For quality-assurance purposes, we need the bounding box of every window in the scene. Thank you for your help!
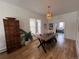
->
[37,20,41,34]
[59,22,64,28]
[30,18,41,35]
[30,18,36,34]
[57,22,64,30]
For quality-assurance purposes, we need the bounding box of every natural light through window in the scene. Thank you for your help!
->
[59,22,64,28]
[30,18,36,34]
[30,18,41,35]
[37,20,41,34]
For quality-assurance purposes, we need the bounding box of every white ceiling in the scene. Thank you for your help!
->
[0,0,79,16]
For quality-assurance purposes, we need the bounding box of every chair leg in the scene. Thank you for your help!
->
[54,38,57,43]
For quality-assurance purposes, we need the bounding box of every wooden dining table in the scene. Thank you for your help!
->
[36,33,57,53]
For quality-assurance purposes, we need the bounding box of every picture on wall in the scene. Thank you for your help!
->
[49,23,53,30]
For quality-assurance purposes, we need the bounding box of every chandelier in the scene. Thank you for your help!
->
[46,6,53,20]
[46,0,53,20]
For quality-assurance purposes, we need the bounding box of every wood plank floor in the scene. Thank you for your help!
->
[0,34,78,59]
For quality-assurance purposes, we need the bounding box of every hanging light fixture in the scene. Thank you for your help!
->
[46,5,53,20]
[46,0,53,20]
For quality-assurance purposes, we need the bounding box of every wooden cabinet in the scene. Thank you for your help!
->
[3,17,21,53]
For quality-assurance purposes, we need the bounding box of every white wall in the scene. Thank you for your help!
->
[0,19,6,52]
[63,12,77,40]
[48,11,78,40]
[76,11,79,58]
[0,1,45,53]
[77,11,79,41]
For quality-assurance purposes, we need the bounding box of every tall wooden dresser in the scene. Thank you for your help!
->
[3,17,21,53]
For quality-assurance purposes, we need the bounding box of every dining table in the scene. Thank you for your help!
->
[36,33,57,53]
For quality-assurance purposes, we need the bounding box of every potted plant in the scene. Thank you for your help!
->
[20,29,33,46]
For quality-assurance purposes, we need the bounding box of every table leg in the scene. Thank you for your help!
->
[38,41,47,53]
[41,44,47,53]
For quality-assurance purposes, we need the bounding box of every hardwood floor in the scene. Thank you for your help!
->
[0,34,78,59]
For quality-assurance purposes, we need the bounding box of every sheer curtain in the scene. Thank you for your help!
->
[30,18,36,34]
[30,18,41,35]
[36,20,41,34]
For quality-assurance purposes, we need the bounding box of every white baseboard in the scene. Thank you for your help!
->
[0,49,6,53]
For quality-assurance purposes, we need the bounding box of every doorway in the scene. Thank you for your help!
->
[56,22,64,33]
[56,22,64,45]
